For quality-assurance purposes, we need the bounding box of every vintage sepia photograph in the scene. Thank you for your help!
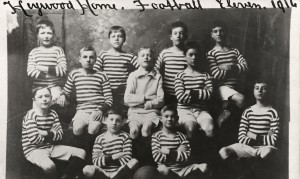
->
[5,5,294,179]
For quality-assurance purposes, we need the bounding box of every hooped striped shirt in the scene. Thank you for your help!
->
[27,46,67,87]
[152,131,191,168]
[63,69,113,111]
[156,48,187,96]
[93,51,139,91]
[22,109,63,157]
[175,71,213,109]
[206,48,248,89]
[238,106,280,147]
[92,132,132,173]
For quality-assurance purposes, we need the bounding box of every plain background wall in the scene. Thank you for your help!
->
[7,9,290,178]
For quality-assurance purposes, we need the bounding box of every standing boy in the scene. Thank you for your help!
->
[22,87,86,179]
[57,46,113,155]
[156,22,188,105]
[124,47,164,139]
[175,42,214,139]
[27,19,67,104]
[82,109,139,179]
[152,106,208,179]
[206,21,248,127]
[93,26,139,116]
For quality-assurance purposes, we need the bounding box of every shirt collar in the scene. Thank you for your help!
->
[136,68,157,79]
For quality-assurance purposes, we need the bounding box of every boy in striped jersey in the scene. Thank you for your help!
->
[207,21,248,127]
[175,42,214,139]
[152,106,208,179]
[124,47,164,139]
[83,109,139,179]
[57,46,113,156]
[93,26,139,117]
[27,19,67,104]
[22,87,86,179]
[218,79,279,177]
[155,22,188,106]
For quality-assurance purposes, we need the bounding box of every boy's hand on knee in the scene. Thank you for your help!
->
[92,110,103,121]
[177,144,187,152]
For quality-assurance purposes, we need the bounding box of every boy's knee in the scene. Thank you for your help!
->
[219,147,234,160]
[88,121,101,134]
[202,124,214,137]
[73,122,86,135]
[83,165,96,178]
[232,93,245,108]
[72,148,86,159]
[141,125,152,137]
[259,147,276,159]
[127,158,139,169]
[184,123,198,138]
[130,127,140,139]
[157,165,170,176]
[40,159,56,174]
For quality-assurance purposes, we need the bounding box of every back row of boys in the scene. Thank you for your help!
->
[23,19,279,179]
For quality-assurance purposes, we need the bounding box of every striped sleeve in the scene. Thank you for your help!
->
[235,49,248,74]
[199,74,213,100]
[23,112,44,145]
[49,111,63,141]
[130,54,139,70]
[27,49,43,79]
[119,133,133,165]
[175,72,191,104]
[207,50,227,80]
[238,108,254,145]
[176,132,191,162]
[101,73,113,109]
[55,47,67,77]
[151,132,167,163]
[63,71,75,97]
[93,53,103,72]
[92,135,106,167]
[155,51,164,74]
[262,109,279,146]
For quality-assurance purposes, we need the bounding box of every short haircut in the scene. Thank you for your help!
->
[32,86,51,98]
[170,21,188,37]
[254,77,271,87]
[183,41,200,55]
[107,108,123,119]
[36,19,55,35]
[211,20,228,33]
[161,105,178,116]
[138,46,153,56]
[79,45,97,57]
[108,26,126,40]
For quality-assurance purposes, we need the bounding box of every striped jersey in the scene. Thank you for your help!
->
[27,46,67,87]
[175,71,213,109]
[206,48,248,89]
[156,48,187,96]
[152,131,191,169]
[92,132,132,173]
[238,106,279,146]
[93,51,139,90]
[22,109,63,157]
[63,69,113,111]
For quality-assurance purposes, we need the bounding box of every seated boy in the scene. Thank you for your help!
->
[22,87,86,179]
[206,21,248,127]
[124,47,164,139]
[152,105,208,179]
[82,109,139,179]
[219,79,279,176]
[94,26,139,117]
[155,22,188,105]
[57,45,113,152]
[175,42,214,139]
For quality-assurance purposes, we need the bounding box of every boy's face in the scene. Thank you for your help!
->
[33,88,52,110]
[211,26,226,43]
[106,114,123,134]
[79,51,96,70]
[109,31,125,49]
[254,83,268,100]
[161,110,178,129]
[38,26,54,47]
[170,27,186,46]
[185,48,199,68]
[138,49,153,69]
